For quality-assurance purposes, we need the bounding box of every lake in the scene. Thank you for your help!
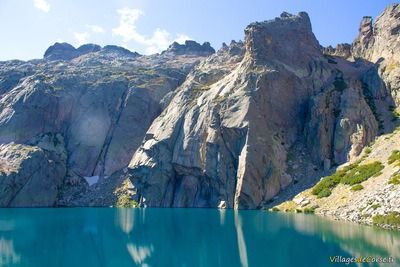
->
[0,208,399,267]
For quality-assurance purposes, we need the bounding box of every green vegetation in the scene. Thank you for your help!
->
[317,188,333,198]
[372,212,400,228]
[303,207,316,214]
[388,172,400,185]
[333,77,347,92]
[271,207,280,212]
[340,162,384,185]
[116,194,139,208]
[364,147,372,155]
[351,184,364,191]
[312,161,384,198]
[371,204,381,210]
[389,106,400,121]
[388,150,400,166]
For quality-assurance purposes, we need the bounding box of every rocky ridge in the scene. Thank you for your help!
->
[0,5,399,215]
[0,41,213,206]
[126,9,397,209]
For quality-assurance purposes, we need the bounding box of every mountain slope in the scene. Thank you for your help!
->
[126,10,397,209]
[0,5,399,214]
[0,42,213,207]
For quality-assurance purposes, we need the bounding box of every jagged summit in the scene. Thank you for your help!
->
[162,40,215,56]
[44,40,216,61]
[244,11,321,67]
[43,42,139,61]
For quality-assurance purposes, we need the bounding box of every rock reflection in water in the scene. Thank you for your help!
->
[0,208,398,267]
[290,213,400,260]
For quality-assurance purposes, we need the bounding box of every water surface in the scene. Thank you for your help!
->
[0,208,399,267]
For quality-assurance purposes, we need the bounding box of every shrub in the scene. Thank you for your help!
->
[372,212,400,227]
[333,78,347,92]
[303,207,315,214]
[312,175,339,196]
[364,147,372,155]
[388,172,400,185]
[311,161,383,198]
[271,207,280,212]
[371,204,381,210]
[388,150,400,166]
[392,109,400,121]
[340,162,384,185]
[116,194,139,208]
[351,184,364,191]
[317,188,332,198]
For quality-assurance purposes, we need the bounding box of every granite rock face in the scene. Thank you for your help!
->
[163,41,215,56]
[352,4,400,105]
[0,41,211,206]
[0,6,399,208]
[127,11,394,209]
[0,133,66,207]
[323,43,352,59]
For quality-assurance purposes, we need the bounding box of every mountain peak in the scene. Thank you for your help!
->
[244,11,321,66]
[163,40,215,56]
[352,3,400,62]
[43,43,140,61]
[43,42,78,60]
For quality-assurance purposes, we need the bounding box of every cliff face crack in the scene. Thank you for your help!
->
[91,83,131,177]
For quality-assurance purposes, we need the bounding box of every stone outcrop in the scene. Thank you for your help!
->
[0,42,212,206]
[44,43,138,61]
[127,11,394,209]
[0,5,399,210]
[323,43,352,59]
[163,40,215,56]
[0,133,66,207]
[352,4,400,105]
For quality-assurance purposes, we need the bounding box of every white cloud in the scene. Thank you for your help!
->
[33,0,50,13]
[73,32,89,46]
[112,8,191,54]
[72,25,104,47]
[174,34,191,45]
[86,25,105,34]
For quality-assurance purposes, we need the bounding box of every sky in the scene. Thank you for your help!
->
[0,0,397,60]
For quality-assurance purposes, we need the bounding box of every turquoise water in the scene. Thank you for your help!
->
[0,208,399,267]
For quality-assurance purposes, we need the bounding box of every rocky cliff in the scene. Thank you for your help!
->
[0,42,213,206]
[0,5,399,212]
[127,8,397,209]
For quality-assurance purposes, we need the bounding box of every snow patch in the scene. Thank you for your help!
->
[84,176,99,186]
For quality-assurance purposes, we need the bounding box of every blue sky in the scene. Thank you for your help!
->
[0,0,396,60]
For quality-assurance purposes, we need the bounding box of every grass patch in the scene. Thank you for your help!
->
[371,204,381,210]
[351,184,364,191]
[373,212,400,227]
[340,162,384,185]
[312,161,384,198]
[388,172,400,185]
[317,188,332,198]
[388,150,400,166]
